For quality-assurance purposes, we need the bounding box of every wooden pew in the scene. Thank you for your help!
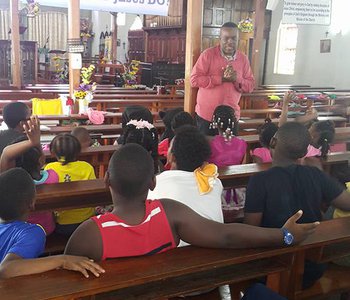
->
[40,89,157,95]
[40,122,165,137]
[0,93,55,100]
[34,152,350,262]
[44,145,118,178]
[36,152,350,212]
[90,98,183,112]
[0,244,294,300]
[3,218,350,300]
[239,116,347,132]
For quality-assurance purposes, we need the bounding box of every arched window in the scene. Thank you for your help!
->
[274,23,298,75]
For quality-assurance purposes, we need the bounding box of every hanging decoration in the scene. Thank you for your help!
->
[26,0,40,17]
[237,18,254,33]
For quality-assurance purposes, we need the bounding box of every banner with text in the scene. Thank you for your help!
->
[36,0,170,16]
[282,0,332,25]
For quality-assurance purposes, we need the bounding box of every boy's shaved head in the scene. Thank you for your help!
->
[275,122,311,160]
[108,144,154,198]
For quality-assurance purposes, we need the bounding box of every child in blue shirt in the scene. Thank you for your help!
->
[0,167,104,278]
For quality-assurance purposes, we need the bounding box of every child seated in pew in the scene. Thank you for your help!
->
[279,91,336,160]
[158,111,194,158]
[244,122,350,289]
[71,127,93,150]
[122,119,160,174]
[149,125,228,299]
[64,143,317,299]
[0,102,30,156]
[45,134,96,236]
[207,105,247,167]
[207,105,247,210]
[0,168,104,278]
[158,107,183,141]
[251,119,278,163]
[149,125,223,247]
[0,116,58,235]
[115,105,153,145]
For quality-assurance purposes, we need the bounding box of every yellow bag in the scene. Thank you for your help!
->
[32,98,63,115]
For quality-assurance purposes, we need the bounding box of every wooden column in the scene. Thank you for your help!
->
[111,14,118,63]
[184,0,203,115]
[10,0,21,88]
[68,0,81,96]
[251,0,267,87]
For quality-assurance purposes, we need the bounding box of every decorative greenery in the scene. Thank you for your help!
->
[122,60,140,88]
[238,18,254,33]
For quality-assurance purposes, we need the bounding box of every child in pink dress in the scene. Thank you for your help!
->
[207,105,247,167]
[207,105,247,211]
[0,116,58,235]
[251,119,278,163]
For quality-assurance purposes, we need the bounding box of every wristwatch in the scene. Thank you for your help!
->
[282,227,294,245]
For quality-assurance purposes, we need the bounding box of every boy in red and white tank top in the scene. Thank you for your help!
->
[65,144,318,262]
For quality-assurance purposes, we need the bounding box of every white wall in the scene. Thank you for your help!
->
[91,12,141,63]
[91,11,112,58]
[264,1,350,89]
[116,14,140,63]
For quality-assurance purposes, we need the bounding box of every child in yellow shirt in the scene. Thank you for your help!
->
[45,133,96,236]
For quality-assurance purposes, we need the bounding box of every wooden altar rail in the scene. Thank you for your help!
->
[2,217,350,300]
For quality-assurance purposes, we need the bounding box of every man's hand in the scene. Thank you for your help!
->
[222,65,237,82]
[282,210,319,245]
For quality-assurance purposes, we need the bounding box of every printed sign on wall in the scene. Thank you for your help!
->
[282,0,332,25]
[36,0,170,16]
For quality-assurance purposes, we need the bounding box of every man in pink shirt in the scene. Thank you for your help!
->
[191,22,255,135]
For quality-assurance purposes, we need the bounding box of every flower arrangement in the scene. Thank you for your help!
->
[238,18,254,33]
[26,0,40,17]
[122,60,140,88]
[73,65,96,114]
[80,19,95,42]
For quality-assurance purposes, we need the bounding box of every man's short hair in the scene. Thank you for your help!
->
[108,144,154,198]
[0,168,35,221]
[276,122,311,160]
[221,22,238,29]
[171,126,211,172]
[3,102,30,129]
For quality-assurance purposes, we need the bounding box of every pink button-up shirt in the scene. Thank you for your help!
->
[191,46,255,121]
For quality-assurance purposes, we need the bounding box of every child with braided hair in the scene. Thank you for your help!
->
[207,105,247,167]
[251,119,278,163]
[122,119,160,174]
[308,120,335,158]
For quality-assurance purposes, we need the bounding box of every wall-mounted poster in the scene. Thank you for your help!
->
[320,39,331,53]
[282,0,332,25]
